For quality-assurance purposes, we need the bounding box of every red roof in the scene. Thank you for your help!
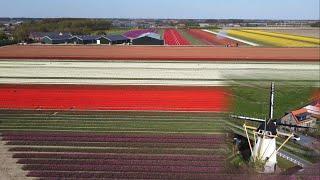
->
[292,108,308,116]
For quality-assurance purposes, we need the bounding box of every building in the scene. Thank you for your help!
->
[30,32,71,42]
[103,35,130,45]
[71,35,100,44]
[199,23,210,28]
[280,100,320,132]
[41,33,72,44]
[132,33,164,45]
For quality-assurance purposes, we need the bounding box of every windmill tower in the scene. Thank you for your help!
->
[231,82,311,173]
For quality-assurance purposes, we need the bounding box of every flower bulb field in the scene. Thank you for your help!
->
[164,29,191,45]
[0,85,230,112]
[0,31,319,179]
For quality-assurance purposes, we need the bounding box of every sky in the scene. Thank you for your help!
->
[0,0,319,20]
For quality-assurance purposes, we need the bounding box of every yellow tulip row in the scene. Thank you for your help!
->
[227,29,319,47]
[242,29,320,45]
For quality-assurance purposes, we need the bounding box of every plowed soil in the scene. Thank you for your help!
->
[0,45,318,61]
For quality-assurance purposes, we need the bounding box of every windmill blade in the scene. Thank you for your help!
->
[276,123,316,129]
[267,82,275,124]
[230,115,265,122]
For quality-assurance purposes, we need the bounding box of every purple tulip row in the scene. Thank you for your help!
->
[9,147,221,156]
[28,171,223,179]
[4,137,225,145]
[6,141,225,149]
[13,153,224,161]
[22,164,223,173]
[17,158,225,167]
[30,172,296,180]
[123,29,158,39]
[2,131,225,139]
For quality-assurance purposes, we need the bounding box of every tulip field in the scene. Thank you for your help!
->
[0,110,229,179]
[164,28,191,45]
[227,29,320,47]
[187,29,242,46]
[0,85,230,112]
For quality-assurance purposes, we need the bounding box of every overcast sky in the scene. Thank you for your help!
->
[1,0,319,20]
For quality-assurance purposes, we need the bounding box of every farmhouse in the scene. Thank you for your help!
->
[280,100,320,132]
[42,33,72,44]
[132,32,164,45]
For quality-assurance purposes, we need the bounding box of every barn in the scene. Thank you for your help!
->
[30,32,71,42]
[102,35,130,45]
[132,33,164,45]
[71,35,100,44]
[42,33,72,44]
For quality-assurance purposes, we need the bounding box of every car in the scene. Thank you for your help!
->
[291,134,301,141]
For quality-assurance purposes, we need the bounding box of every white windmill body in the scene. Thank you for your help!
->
[252,129,277,173]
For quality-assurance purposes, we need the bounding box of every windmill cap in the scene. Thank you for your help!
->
[257,122,277,135]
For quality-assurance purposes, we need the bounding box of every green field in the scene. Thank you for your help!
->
[0,111,226,134]
[178,29,206,45]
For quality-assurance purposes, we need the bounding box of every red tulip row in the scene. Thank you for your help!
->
[187,29,241,46]
[164,29,191,45]
[0,85,229,111]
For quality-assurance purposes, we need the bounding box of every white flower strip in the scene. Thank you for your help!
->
[202,29,260,46]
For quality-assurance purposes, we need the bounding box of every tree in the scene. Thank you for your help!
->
[13,27,29,42]
[0,31,7,40]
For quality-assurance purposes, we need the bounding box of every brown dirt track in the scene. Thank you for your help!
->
[0,45,319,61]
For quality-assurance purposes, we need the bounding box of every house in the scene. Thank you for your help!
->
[132,32,164,45]
[41,33,72,44]
[280,100,320,132]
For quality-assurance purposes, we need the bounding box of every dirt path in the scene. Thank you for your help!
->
[0,139,30,180]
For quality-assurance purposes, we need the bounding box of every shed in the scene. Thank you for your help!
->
[132,32,164,45]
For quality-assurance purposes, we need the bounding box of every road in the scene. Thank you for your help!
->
[0,60,318,86]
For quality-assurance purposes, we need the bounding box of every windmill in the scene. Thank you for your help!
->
[231,82,312,173]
